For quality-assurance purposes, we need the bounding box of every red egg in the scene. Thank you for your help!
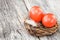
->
[42,13,57,28]
[29,6,44,22]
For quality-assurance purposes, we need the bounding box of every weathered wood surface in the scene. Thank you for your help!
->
[0,0,60,40]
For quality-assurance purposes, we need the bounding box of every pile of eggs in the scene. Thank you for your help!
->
[29,6,57,28]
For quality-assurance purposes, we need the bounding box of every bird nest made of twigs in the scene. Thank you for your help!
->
[24,19,58,37]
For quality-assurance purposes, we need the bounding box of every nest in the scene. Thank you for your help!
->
[24,20,58,37]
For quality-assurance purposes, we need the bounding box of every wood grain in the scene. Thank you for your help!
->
[0,0,60,40]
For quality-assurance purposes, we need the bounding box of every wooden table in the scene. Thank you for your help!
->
[0,0,60,40]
